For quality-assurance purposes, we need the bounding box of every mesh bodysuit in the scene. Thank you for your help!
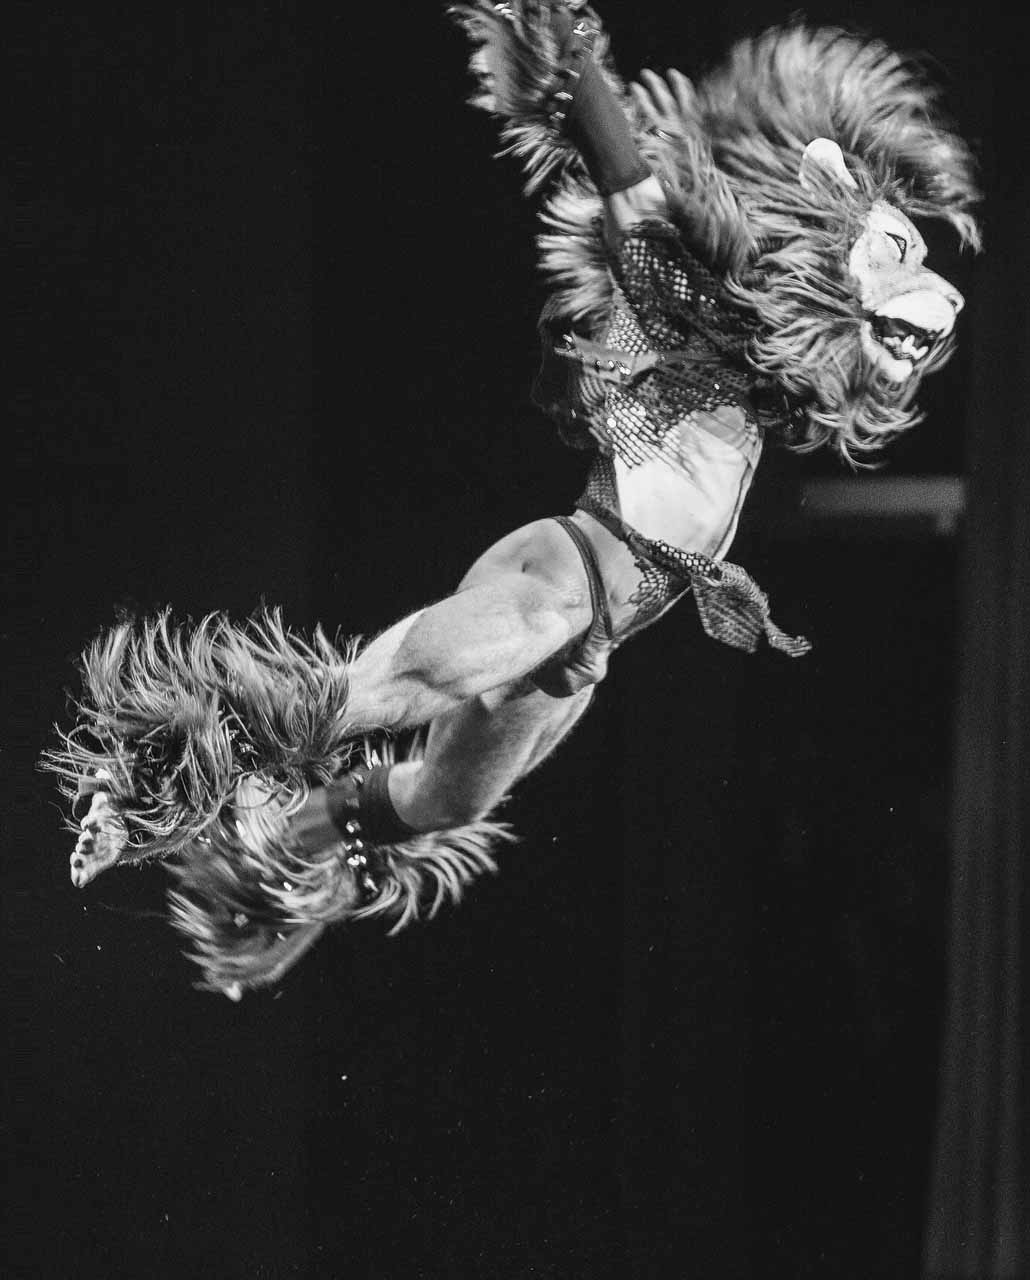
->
[533,219,808,657]
[552,221,762,456]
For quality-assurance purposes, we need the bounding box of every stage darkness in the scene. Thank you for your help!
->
[9,3,986,1276]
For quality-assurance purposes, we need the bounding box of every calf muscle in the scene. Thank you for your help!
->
[390,682,595,830]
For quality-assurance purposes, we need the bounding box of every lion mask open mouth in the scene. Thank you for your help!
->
[869,313,941,366]
[849,201,964,382]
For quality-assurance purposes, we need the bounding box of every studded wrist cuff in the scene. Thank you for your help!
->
[326,765,417,847]
[549,12,650,197]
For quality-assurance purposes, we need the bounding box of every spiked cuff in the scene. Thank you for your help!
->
[550,6,650,196]
[325,765,418,847]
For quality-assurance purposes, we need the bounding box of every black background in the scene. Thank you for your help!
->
[8,2,1019,1276]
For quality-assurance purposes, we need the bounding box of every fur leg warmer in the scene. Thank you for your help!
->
[42,609,512,997]
[167,740,511,1000]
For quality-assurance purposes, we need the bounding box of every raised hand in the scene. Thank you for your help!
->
[629,68,696,139]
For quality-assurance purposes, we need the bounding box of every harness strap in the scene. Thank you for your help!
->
[531,515,614,698]
[576,497,811,658]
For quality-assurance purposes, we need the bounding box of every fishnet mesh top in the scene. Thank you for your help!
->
[540,220,764,461]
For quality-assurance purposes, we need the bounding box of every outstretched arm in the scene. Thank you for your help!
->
[547,2,666,233]
[455,1,667,231]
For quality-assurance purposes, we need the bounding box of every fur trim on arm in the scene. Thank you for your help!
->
[450,1,630,193]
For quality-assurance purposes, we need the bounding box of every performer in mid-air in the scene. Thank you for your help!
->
[49,2,979,999]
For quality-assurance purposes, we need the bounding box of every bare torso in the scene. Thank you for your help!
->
[610,404,762,558]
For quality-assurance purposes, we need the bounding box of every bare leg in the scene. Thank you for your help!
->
[64,517,593,886]
[285,680,594,851]
[345,519,593,730]
[388,680,595,831]
[121,524,603,995]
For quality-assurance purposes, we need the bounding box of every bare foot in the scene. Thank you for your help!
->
[71,792,129,888]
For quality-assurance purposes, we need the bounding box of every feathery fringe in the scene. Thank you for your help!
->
[450,1,629,193]
[41,608,362,865]
[45,609,514,999]
[693,25,981,251]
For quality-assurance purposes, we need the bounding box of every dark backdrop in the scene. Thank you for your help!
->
[8,3,1016,1277]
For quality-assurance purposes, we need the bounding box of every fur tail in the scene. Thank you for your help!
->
[167,746,513,999]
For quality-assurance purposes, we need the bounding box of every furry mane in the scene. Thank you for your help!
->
[529,20,983,458]
[44,606,512,998]
[693,25,981,251]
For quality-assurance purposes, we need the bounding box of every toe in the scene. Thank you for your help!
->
[71,851,108,888]
[82,792,115,830]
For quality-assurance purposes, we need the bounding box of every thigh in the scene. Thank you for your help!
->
[458,518,591,605]
[568,509,691,640]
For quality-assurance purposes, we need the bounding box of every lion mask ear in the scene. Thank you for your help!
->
[798,138,858,190]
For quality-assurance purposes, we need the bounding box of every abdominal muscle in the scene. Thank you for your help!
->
[610,407,761,560]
